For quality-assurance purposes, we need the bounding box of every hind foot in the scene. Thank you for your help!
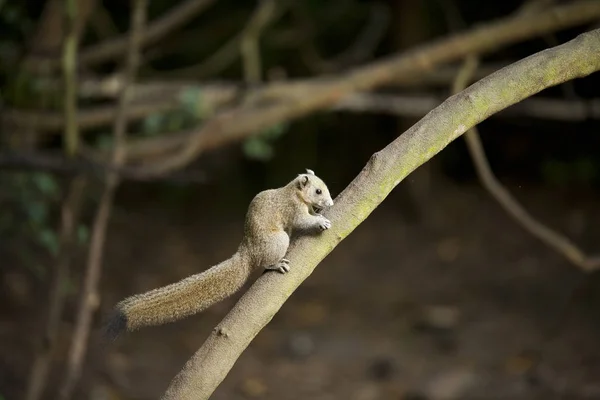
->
[265,258,290,274]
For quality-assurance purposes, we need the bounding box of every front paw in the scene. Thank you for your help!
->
[318,216,331,231]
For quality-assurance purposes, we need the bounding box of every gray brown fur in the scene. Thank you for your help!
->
[104,170,334,339]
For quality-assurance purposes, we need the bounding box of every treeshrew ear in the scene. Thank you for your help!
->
[296,174,310,189]
[305,169,315,175]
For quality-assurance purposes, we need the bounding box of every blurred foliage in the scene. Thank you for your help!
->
[137,87,208,139]
[243,122,290,161]
[0,172,89,278]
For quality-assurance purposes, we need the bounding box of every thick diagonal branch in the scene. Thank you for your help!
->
[160,28,600,400]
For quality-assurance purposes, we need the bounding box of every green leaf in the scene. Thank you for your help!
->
[26,200,47,225]
[95,134,114,150]
[142,113,165,136]
[77,224,89,245]
[38,228,59,256]
[167,112,186,132]
[243,137,274,161]
[178,87,205,118]
[61,276,78,296]
[260,122,289,140]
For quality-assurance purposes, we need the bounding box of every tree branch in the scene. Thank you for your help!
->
[124,0,600,178]
[452,57,600,272]
[58,0,147,399]
[25,176,86,400]
[5,1,600,135]
[241,0,277,84]
[0,152,208,183]
[34,0,218,69]
[301,2,391,73]
[63,0,79,156]
[160,28,600,400]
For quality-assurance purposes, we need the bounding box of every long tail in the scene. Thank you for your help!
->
[104,252,250,340]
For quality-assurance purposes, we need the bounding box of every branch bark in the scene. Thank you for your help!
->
[160,28,600,400]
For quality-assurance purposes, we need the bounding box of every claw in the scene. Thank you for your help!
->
[265,258,291,274]
[276,258,291,273]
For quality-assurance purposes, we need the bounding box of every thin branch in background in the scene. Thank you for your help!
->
[445,0,600,272]
[124,1,600,178]
[63,0,79,157]
[160,2,289,80]
[301,2,390,73]
[452,58,600,271]
[33,0,217,69]
[22,0,97,73]
[57,0,147,399]
[0,152,208,183]
[24,176,87,400]
[241,0,277,84]
[160,30,600,400]
[334,92,600,121]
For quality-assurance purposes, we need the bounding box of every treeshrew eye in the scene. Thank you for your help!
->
[316,189,322,195]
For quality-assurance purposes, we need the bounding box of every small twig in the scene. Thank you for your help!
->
[454,65,600,271]
[333,92,600,121]
[448,3,600,272]
[301,2,391,73]
[57,1,147,399]
[120,1,600,178]
[241,0,277,84]
[32,0,217,69]
[25,176,87,400]
[0,152,208,183]
[63,0,79,157]
[160,2,289,80]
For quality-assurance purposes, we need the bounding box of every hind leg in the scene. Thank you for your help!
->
[263,231,291,274]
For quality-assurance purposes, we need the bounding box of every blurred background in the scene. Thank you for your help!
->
[1,0,600,399]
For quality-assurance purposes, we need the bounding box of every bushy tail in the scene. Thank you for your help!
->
[104,252,250,340]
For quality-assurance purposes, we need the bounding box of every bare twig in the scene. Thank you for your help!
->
[334,92,600,120]
[124,1,600,178]
[6,1,600,135]
[57,1,147,399]
[63,0,79,156]
[452,57,600,272]
[23,0,97,72]
[25,176,87,400]
[34,0,217,69]
[11,68,600,138]
[161,29,600,400]
[159,2,289,80]
[241,0,277,84]
[26,3,85,397]
[0,152,208,183]
[301,2,391,73]
[445,0,600,272]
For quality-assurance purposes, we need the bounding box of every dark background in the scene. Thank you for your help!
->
[1,0,600,399]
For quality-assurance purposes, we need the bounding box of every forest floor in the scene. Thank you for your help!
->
[2,180,600,400]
